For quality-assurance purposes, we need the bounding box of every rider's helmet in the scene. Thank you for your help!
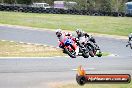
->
[128,33,132,41]
[128,33,132,38]
[130,33,132,37]
[66,32,72,36]
[76,29,82,36]
[56,29,62,37]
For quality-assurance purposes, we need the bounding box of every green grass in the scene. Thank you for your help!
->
[102,52,111,56]
[58,82,132,88]
[0,11,132,36]
[0,40,65,57]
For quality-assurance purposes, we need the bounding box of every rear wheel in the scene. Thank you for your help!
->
[130,42,132,49]
[89,50,94,57]
[86,43,95,57]
[130,44,132,49]
[82,52,89,58]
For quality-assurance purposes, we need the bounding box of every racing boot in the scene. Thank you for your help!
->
[75,46,79,55]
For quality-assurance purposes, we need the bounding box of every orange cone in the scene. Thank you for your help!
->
[77,65,86,76]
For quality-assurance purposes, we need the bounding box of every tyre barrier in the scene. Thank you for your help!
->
[0,4,129,17]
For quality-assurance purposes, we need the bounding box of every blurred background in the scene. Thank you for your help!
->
[0,0,132,16]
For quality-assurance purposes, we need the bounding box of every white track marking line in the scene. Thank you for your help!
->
[72,68,95,71]
[10,41,14,43]
[1,40,6,42]
[0,39,59,48]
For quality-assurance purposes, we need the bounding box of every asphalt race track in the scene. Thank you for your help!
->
[0,25,131,56]
[0,25,132,88]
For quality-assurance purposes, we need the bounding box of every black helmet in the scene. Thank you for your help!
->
[76,29,82,36]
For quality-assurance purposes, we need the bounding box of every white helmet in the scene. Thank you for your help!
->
[56,29,62,37]
[129,33,132,37]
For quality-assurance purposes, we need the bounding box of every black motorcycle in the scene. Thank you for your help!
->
[76,38,89,58]
[126,41,132,49]
[76,37,102,58]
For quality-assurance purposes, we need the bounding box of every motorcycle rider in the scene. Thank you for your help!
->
[128,33,132,41]
[56,29,79,55]
[76,29,96,43]
[126,33,132,47]
[56,29,65,48]
[75,29,98,49]
[56,29,74,48]
[75,29,102,57]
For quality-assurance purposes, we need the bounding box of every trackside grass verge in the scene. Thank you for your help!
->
[0,11,132,36]
[101,52,111,56]
[57,82,132,88]
[0,40,65,57]
[0,40,110,57]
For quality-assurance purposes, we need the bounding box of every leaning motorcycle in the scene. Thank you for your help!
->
[63,38,78,58]
[76,37,89,58]
[78,36,102,57]
[126,41,132,49]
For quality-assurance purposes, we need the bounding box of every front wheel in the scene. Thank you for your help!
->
[64,48,76,58]
[82,52,89,58]
[79,47,89,58]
